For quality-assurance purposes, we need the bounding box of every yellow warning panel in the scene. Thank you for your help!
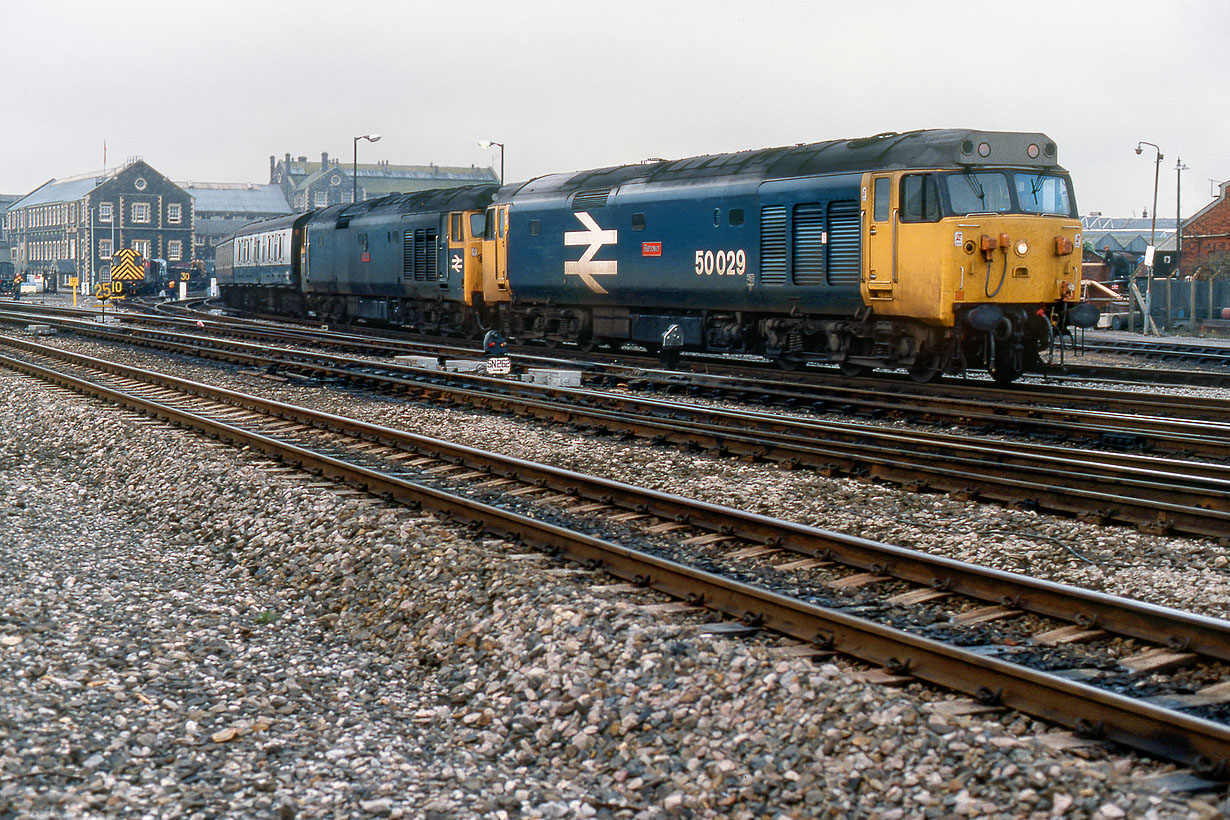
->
[111,248,145,281]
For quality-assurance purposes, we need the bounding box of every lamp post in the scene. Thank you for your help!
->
[1135,141,1163,249]
[478,140,504,184]
[352,134,381,203]
[1175,157,1188,256]
[1135,141,1163,334]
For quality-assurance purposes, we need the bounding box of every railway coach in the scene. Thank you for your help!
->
[485,129,1096,382]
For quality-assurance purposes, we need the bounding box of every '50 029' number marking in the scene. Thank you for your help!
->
[695,249,747,276]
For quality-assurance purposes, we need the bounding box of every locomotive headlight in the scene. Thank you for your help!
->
[1015,239,1030,257]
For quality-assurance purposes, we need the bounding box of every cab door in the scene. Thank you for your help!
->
[864,173,896,302]
[481,204,511,303]
[446,211,469,302]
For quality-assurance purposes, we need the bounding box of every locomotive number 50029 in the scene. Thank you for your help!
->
[694,249,747,276]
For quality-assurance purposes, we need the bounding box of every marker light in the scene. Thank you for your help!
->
[1015,239,1030,256]
[1027,143,1040,159]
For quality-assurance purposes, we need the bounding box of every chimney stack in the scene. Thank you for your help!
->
[322,151,329,169]
[269,155,276,183]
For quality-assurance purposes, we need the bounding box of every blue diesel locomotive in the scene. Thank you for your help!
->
[217,129,1097,382]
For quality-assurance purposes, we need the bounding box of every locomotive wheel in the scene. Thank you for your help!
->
[775,355,801,371]
[908,353,941,383]
[839,361,868,377]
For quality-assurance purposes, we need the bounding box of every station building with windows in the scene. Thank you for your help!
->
[4,159,193,290]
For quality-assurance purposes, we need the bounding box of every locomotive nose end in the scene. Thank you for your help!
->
[1066,302,1100,329]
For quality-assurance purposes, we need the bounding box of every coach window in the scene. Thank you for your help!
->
[873,178,891,221]
[630,213,645,231]
[358,232,368,252]
[899,174,941,222]
[729,208,744,226]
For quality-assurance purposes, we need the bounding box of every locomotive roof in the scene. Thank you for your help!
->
[505,129,1063,199]
[327,184,501,221]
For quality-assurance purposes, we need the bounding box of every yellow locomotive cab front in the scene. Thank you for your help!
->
[859,133,1096,382]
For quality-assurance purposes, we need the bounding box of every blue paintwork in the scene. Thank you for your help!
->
[504,172,865,317]
[304,208,461,302]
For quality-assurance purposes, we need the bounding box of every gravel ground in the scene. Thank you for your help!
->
[2,322,1230,818]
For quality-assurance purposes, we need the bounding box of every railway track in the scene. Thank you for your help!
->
[1,319,1227,539]
[7,298,1230,394]
[5,338,1230,776]
[1078,336,1230,369]
[6,302,1230,435]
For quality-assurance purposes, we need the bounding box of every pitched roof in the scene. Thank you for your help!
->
[1183,180,1230,229]
[10,168,117,209]
[179,182,291,216]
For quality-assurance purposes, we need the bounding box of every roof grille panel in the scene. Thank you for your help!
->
[571,188,610,210]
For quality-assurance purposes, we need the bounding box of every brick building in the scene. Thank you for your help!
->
[1181,180,1230,273]
[4,159,193,290]
[270,151,498,210]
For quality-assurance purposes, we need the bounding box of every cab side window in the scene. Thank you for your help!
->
[900,174,941,222]
[873,178,891,221]
[450,213,462,241]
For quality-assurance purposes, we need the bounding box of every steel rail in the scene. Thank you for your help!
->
[4,312,1228,459]
[1038,361,1230,390]
[1,326,1227,538]
[6,304,1229,423]
[6,323,1229,496]
[4,339,1230,662]
[5,349,1230,775]
[8,300,1230,417]
[1077,338,1230,369]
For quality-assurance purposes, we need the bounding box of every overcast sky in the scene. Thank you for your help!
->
[1,0,1226,222]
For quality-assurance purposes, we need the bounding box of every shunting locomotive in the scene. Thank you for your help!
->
[216,129,1098,383]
